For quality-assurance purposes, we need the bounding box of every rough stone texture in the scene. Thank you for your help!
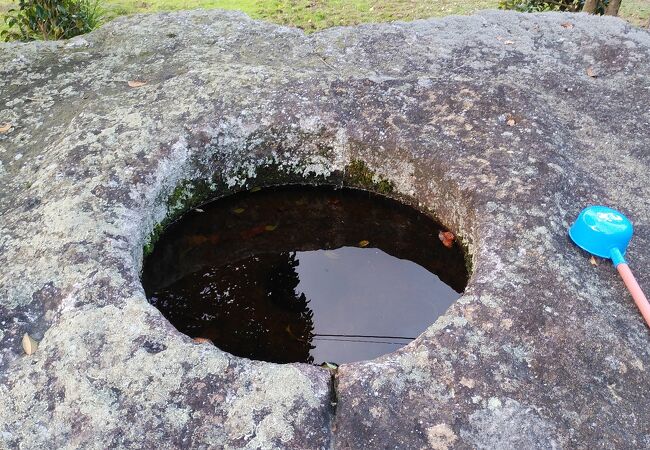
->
[1,9,650,449]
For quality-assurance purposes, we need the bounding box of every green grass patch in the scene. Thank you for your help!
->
[620,0,650,26]
[1,0,648,38]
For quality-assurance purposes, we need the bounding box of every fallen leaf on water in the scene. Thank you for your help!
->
[187,234,220,246]
[561,22,574,29]
[127,80,147,88]
[240,224,266,239]
[187,235,208,246]
[193,337,212,344]
[439,231,455,248]
[250,186,261,192]
[590,256,599,266]
[586,67,597,78]
[233,207,245,214]
[264,224,278,231]
[321,362,339,370]
[22,333,38,355]
[359,240,369,247]
[0,123,12,133]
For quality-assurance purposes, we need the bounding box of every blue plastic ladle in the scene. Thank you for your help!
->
[570,206,650,327]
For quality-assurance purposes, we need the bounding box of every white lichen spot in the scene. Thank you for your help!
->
[224,365,323,448]
[487,397,502,410]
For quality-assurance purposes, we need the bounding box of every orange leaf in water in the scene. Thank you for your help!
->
[240,224,267,240]
[359,240,369,247]
[439,231,455,248]
[186,235,208,246]
[232,207,245,214]
[127,80,147,88]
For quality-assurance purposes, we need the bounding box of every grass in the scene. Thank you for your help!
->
[620,0,650,26]
[0,0,648,37]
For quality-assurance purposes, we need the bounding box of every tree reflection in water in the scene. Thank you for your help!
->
[150,251,315,364]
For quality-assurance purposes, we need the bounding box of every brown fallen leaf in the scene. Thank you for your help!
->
[561,22,574,29]
[586,67,597,78]
[359,240,370,247]
[506,117,517,126]
[232,207,245,214]
[240,224,266,239]
[193,337,212,344]
[439,231,456,248]
[127,80,147,88]
[22,333,38,355]
[264,224,278,231]
[590,256,599,266]
[0,123,12,133]
[250,186,262,192]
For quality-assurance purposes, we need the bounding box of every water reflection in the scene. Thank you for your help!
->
[142,186,468,364]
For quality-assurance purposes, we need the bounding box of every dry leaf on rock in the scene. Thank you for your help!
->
[22,333,38,355]
[359,240,369,247]
[193,337,212,344]
[127,80,147,88]
[504,40,515,45]
[590,256,599,266]
[586,67,597,78]
[561,22,574,29]
[506,117,517,126]
[0,123,12,133]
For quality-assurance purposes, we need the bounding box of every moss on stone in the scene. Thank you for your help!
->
[143,178,216,258]
[143,222,164,257]
[344,159,394,194]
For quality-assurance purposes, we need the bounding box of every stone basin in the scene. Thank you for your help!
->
[1,9,650,449]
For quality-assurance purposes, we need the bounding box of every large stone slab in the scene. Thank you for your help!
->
[1,9,650,449]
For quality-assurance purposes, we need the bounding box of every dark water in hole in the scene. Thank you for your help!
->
[142,186,468,365]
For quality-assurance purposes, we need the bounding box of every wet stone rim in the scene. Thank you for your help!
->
[141,176,472,365]
[133,141,477,441]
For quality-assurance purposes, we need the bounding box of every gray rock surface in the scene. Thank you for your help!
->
[1,9,650,449]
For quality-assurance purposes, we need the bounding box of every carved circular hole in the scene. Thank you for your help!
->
[142,185,469,364]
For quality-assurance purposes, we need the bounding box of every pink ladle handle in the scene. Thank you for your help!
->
[617,263,650,328]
